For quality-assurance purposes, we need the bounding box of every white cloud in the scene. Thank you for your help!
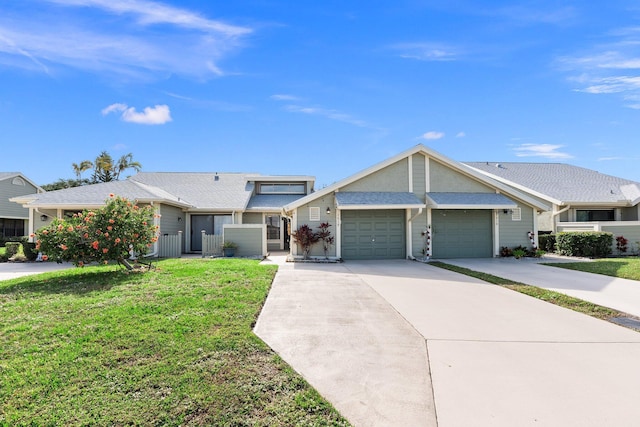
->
[0,1,252,79]
[513,144,573,159]
[558,29,640,108]
[283,104,369,128]
[456,131,466,138]
[102,103,172,125]
[391,42,459,61]
[271,94,300,101]
[421,131,445,140]
[45,0,251,36]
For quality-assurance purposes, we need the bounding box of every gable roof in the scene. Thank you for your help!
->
[284,144,549,211]
[464,162,640,206]
[10,179,191,209]
[11,172,310,212]
[0,172,43,192]
[130,172,254,211]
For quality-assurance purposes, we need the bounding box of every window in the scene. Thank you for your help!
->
[0,219,25,238]
[265,215,281,240]
[12,177,25,186]
[214,215,233,235]
[258,183,305,194]
[309,207,320,221]
[576,209,615,222]
[511,208,521,221]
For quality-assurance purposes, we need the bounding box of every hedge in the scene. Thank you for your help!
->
[538,234,556,252]
[555,231,613,258]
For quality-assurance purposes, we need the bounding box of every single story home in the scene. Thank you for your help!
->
[13,144,640,259]
[11,172,315,258]
[464,162,640,248]
[0,172,43,240]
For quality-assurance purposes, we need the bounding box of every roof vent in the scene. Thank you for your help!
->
[215,173,219,181]
[495,163,502,168]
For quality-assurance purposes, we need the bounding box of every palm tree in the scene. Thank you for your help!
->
[72,160,93,180]
[91,151,116,183]
[114,153,142,180]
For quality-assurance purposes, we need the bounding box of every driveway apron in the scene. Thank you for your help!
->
[345,260,640,427]
[254,261,436,427]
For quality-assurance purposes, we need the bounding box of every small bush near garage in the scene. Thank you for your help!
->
[538,234,556,253]
[555,232,613,258]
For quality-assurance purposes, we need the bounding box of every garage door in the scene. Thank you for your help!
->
[341,210,405,260]
[431,210,492,258]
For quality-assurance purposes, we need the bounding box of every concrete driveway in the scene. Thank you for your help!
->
[255,258,640,427]
[443,256,640,318]
[0,261,74,281]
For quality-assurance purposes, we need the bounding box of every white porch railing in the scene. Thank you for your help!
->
[158,232,183,258]
[202,232,223,257]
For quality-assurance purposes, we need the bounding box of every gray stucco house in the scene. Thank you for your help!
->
[0,173,43,239]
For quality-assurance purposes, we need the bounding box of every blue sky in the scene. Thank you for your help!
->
[2,0,640,188]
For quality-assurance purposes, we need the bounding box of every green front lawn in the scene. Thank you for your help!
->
[0,259,349,426]
[543,257,640,281]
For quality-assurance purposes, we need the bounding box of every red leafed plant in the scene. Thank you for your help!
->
[291,224,319,260]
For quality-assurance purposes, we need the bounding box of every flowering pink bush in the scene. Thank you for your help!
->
[34,195,159,269]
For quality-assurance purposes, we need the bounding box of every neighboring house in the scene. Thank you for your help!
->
[464,162,640,232]
[0,172,43,239]
[10,172,314,258]
[283,145,549,259]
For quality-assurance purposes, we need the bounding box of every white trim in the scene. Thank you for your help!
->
[408,155,413,193]
[428,204,518,210]
[493,210,500,257]
[424,154,430,193]
[291,210,298,256]
[337,204,425,210]
[406,209,412,258]
[336,208,342,259]
[426,208,432,257]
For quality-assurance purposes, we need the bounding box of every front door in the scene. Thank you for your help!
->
[191,215,214,251]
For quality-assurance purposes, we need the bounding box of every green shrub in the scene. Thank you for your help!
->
[538,234,556,252]
[5,242,20,258]
[555,231,613,258]
[22,242,38,261]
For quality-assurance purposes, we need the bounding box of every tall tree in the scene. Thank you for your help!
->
[91,151,115,183]
[72,160,93,180]
[114,153,142,180]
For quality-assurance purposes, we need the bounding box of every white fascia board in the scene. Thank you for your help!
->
[284,145,429,210]
[428,204,518,210]
[337,204,425,210]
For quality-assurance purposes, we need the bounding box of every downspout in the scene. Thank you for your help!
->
[551,204,571,233]
[406,208,423,260]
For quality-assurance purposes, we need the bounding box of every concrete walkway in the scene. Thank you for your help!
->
[442,256,640,318]
[256,257,640,427]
